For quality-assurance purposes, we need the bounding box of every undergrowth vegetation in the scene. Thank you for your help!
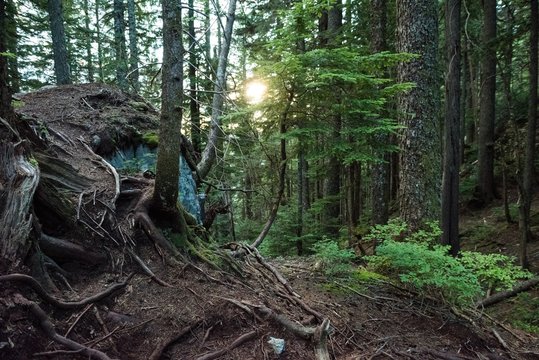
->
[364,220,532,306]
[257,217,532,308]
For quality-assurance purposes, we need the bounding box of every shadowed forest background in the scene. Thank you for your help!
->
[1,0,539,359]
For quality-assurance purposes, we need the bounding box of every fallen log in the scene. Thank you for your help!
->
[476,277,539,308]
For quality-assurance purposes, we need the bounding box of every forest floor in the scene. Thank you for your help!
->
[1,84,539,360]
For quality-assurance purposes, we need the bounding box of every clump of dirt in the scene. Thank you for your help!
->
[1,84,538,360]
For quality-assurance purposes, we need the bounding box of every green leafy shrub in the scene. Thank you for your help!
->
[459,251,532,291]
[510,293,539,334]
[313,239,356,277]
[368,240,482,305]
[365,220,531,307]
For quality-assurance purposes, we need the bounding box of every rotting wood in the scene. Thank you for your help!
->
[0,142,40,262]
[0,273,134,309]
[13,294,114,360]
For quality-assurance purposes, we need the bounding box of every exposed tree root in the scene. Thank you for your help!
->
[40,233,107,265]
[128,249,173,287]
[149,320,202,360]
[13,294,114,360]
[0,273,134,309]
[195,330,258,360]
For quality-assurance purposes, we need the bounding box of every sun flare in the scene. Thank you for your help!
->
[245,80,267,104]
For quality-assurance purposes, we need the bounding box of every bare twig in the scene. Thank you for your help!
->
[195,330,257,360]
[149,320,202,360]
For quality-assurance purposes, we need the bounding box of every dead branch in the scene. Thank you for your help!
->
[248,246,300,297]
[475,277,539,308]
[0,273,134,309]
[195,330,258,360]
[64,304,93,337]
[313,318,331,360]
[14,294,114,360]
[149,320,202,360]
[255,305,315,339]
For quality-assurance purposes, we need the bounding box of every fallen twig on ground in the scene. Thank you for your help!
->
[195,330,257,360]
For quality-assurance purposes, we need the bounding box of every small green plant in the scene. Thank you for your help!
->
[491,203,519,221]
[459,252,532,292]
[510,293,539,335]
[368,240,482,305]
[313,238,356,277]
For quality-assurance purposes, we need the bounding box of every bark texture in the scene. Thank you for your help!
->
[127,0,139,91]
[197,0,237,179]
[0,143,40,263]
[477,0,496,204]
[113,0,128,90]
[518,0,538,268]
[47,0,71,85]
[371,0,389,226]
[153,0,183,210]
[396,0,441,231]
[441,0,461,256]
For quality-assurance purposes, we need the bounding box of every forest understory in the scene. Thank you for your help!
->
[1,84,539,360]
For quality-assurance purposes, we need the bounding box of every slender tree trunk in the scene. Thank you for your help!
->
[113,0,128,90]
[153,0,183,210]
[441,0,461,256]
[197,0,237,179]
[518,0,538,269]
[48,0,71,85]
[95,0,104,82]
[371,0,389,226]
[83,0,94,82]
[188,0,201,154]
[127,0,139,92]
[323,1,343,234]
[477,0,497,205]
[396,0,441,231]
[6,0,19,93]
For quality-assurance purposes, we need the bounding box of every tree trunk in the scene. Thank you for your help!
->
[48,0,71,85]
[127,0,140,92]
[477,0,496,205]
[153,0,183,211]
[197,0,237,179]
[323,1,343,234]
[82,0,94,82]
[6,0,19,93]
[396,0,441,231]
[188,0,201,155]
[113,0,128,90]
[371,0,389,226]
[95,0,104,82]
[441,0,461,256]
[518,0,538,269]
